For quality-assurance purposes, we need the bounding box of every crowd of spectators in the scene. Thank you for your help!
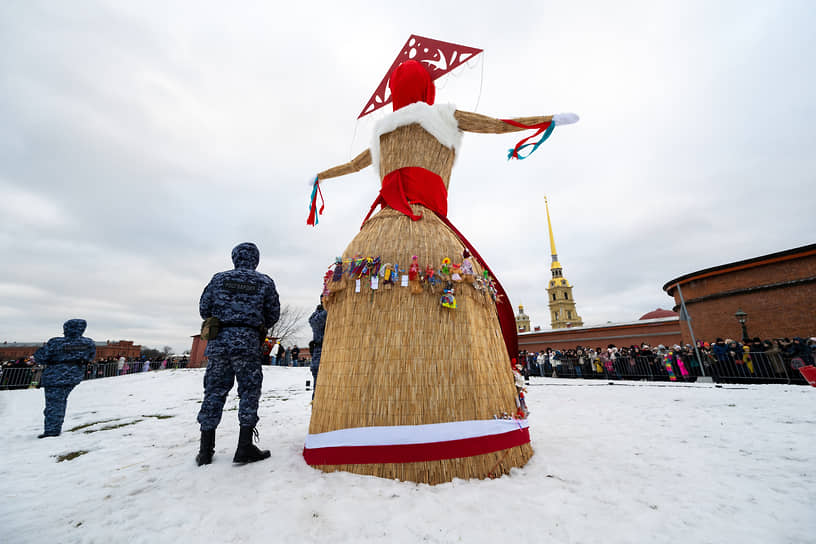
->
[518,336,816,384]
[264,342,309,367]
[0,355,190,390]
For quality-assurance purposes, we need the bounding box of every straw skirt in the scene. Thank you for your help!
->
[308,204,532,484]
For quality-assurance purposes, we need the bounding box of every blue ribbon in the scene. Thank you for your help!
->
[308,176,319,225]
[507,123,555,160]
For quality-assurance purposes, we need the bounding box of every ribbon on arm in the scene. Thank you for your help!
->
[502,119,555,160]
[306,176,325,226]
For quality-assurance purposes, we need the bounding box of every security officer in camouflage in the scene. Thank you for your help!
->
[34,319,96,438]
[308,303,327,400]
[196,242,280,466]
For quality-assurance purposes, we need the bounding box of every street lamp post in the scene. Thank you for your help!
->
[734,309,750,344]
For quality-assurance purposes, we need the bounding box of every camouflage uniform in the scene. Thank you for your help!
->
[308,305,327,398]
[34,319,96,437]
[197,243,280,431]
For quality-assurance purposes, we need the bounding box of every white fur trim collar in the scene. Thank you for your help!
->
[371,103,462,177]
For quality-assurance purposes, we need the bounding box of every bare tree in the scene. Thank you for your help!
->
[162,345,173,357]
[269,304,308,346]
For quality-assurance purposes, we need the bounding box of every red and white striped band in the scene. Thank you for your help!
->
[303,419,530,465]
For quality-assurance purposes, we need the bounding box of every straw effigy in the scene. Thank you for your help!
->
[307,118,545,484]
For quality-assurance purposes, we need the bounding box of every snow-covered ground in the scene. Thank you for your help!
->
[1,368,813,544]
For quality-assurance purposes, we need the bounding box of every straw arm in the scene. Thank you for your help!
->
[317,149,372,181]
[454,110,554,134]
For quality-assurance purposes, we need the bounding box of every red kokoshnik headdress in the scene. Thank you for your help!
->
[359,35,482,118]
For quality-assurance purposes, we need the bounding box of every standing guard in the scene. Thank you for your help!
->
[196,242,280,465]
[34,319,96,438]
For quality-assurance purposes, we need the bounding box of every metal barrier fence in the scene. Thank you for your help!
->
[0,360,190,390]
[530,351,810,385]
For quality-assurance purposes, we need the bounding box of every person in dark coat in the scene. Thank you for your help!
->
[34,319,96,438]
[308,303,327,400]
[196,242,280,466]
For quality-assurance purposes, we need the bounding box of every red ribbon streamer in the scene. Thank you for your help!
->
[306,180,325,226]
[501,119,553,159]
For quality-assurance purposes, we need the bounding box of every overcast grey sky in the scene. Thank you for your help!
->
[1,1,814,353]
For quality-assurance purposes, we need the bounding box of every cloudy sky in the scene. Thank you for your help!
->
[1,1,814,353]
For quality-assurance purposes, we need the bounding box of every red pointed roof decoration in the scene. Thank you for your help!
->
[358,34,483,119]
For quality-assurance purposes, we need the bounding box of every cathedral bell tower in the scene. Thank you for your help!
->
[516,304,531,333]
[544,197,583,329]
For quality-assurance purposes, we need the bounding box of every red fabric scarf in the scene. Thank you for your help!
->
[362,167,447,226]
[363,166,519,363]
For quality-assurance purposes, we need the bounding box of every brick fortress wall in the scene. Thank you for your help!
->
[664,244,816,344]
[518,318,682,352]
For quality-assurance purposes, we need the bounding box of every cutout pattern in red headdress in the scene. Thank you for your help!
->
[358,35,483,119]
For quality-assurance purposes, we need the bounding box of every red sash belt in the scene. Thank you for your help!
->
[362,167,448,226]
[363,167,519,362]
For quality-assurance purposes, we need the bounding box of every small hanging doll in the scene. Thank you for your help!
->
[472,276,485,304]
[483,270,498,302]
[461,249,475,283]
[409,255,423,294]
[424,264,441,292]
[321,269,333,301]
[439,257,452,281]
[440,281,457,309]
[328,257,346,292]
[451,262,463,283]
[381,263,395,289]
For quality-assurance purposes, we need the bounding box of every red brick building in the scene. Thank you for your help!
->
[663,243,816,345]
[0,340,141,362]
[517,311,682,353]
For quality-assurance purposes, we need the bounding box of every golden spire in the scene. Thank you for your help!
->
[544,196,560,270]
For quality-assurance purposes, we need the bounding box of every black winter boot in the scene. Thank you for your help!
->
[196,429,216,466]
[233,426,271,464]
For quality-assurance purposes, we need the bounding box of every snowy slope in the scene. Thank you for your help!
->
[1,368,814,544]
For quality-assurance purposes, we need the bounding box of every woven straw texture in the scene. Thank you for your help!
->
[377,124,455,187]
[308,123,532,485]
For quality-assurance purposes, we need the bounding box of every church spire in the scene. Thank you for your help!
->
[544,196,560,270]
[544,197,583,329]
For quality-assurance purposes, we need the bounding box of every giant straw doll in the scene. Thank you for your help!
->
[304,36,578,484]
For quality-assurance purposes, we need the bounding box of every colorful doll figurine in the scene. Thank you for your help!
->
[381,263,394,289]
[451,262,462,283]
[424,264,440,291]
[409,255,423,294]
[461,249,475,283]
[408,255,420,281]
[329,257,346,292]
[440,257,452,279]
[440,281,457,309]
[322,269,333,300]
[487,278,498,302]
